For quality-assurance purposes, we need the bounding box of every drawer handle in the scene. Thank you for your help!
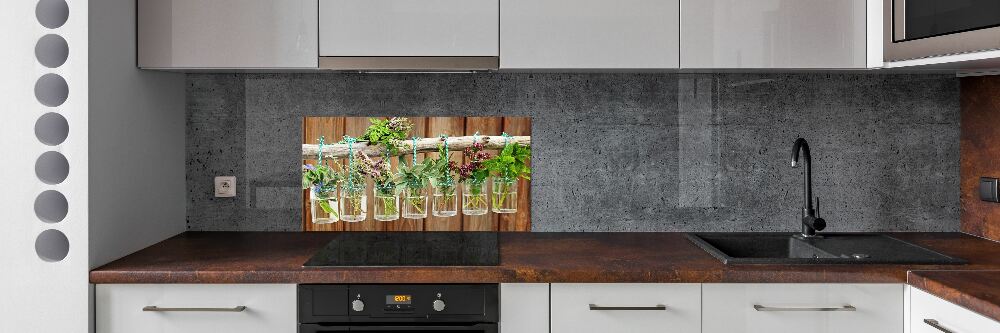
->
[143,306,247,312]
[589,304,667,311]
[923,319,955,333]
[753,305,856,312]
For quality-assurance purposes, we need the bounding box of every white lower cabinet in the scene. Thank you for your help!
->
[96,284,297,333]
[702,283,904,333]
[550,283,701,333]
[500,283,549,333]
[909,287,1000,333]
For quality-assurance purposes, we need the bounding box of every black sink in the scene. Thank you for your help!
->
[687,233,966,265]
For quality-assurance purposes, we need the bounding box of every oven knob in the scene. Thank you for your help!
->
[352,299,365,312]
[432,299,446,312]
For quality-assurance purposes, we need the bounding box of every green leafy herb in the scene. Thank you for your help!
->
[397,158,433,191]
[359,117,414,156]
[426,144,457,185]
[317,200,335,215]
[355,151,399,195]
[302,163,343,191]
[457,141,491,184]
[483,142,531,181]
[303,163,343,215]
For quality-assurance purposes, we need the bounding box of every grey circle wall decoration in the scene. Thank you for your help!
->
[35,34,69,68]
[35,229,70,262]
[34,190,68,223]
[36,0,69,29]
[35,151,69,185]
[35,112,69,145]
[34,73,69,107]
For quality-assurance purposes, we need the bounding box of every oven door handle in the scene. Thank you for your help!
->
[348,323,497,331]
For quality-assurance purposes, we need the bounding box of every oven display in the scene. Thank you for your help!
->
[386,295,412,305]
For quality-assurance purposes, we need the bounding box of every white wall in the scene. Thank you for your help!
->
[88,0,186,269]
[0,0,90,331]
[0,0,185,331]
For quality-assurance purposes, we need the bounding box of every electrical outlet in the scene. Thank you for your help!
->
[215,176,236,198]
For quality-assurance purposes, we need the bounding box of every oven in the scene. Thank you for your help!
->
[299,284,498,333]
[884,0,1000,61]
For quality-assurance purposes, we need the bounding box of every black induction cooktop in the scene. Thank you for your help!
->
[303,232,500,267]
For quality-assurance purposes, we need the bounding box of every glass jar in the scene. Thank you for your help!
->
[491,177,518,213]
[373,183,399,221]
[431,177,458,217]
[310,187,340,224]
[462,179,488,216]
[340,184,367,222]
[402,180,429,219]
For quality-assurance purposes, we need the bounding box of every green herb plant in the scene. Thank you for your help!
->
[356,151,400,219]
[360,117,414,156]
[426,143,459,214]
[302,162,343,218]
[396,157,433,216]
[483,142,531,211]
[340,160,367,220]
[457,141,492,212]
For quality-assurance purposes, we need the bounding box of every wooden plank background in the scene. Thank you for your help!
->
[303,117,531,232]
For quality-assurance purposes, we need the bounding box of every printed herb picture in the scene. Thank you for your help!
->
[302,117,532,232]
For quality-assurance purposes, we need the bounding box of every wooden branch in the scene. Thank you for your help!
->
[303,136,531,160]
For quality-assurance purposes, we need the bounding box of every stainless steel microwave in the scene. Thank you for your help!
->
[884,0,1000,62]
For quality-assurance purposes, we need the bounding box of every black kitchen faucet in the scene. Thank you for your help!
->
[791,138,826,237]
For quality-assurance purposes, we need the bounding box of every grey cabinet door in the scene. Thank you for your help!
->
[138,0,318,69]
[681,0,870,69]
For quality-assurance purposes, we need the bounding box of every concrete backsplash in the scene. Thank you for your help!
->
[186,73,960,232]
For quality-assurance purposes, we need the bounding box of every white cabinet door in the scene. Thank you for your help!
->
[500,283,549,333]
[138,0,318,69]
[96,284,297,333]
[319,0,499,56]
[551,283,700,333]
[500,0,680,69]
[680,0,869,68]
[910,287,1000,333]
[702,284,903,333]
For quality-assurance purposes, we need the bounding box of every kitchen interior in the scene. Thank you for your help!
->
[6,0,1000,332]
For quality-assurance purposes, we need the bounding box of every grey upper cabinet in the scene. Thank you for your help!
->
[501,0,680,69]
[681,0,877,69]
[319,0,499,57]
[138,0,318,69]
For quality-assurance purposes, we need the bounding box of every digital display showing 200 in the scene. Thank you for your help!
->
[386,295,412,305]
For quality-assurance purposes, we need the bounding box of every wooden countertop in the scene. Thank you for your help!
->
[91,232,1000,284]
[90,232,1000,321]
[908,270,1000,323]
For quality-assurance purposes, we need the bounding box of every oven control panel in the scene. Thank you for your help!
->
[299,284,499,331]
[298,284,497,323]
[351,285,467,317]
[384,294,414,311]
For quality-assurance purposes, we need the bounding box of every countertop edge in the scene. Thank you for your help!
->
[908,270,1000,323]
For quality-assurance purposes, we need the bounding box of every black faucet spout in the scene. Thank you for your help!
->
[791,138,825,237]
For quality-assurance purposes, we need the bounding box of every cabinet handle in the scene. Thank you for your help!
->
[923,319,955,333]
[753,304,856,312]
[143,306,247,312]
[588,304,666,311]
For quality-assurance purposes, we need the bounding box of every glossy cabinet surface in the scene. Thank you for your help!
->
[500,283,549,333]
[910,287,1000,333]
[319,0,499,56]
[96,284,297,333]
[138,0,318,69]
[501,0,680,69]
[681,0,869,68]
[702,283,903,333]
[551,283,701,333]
